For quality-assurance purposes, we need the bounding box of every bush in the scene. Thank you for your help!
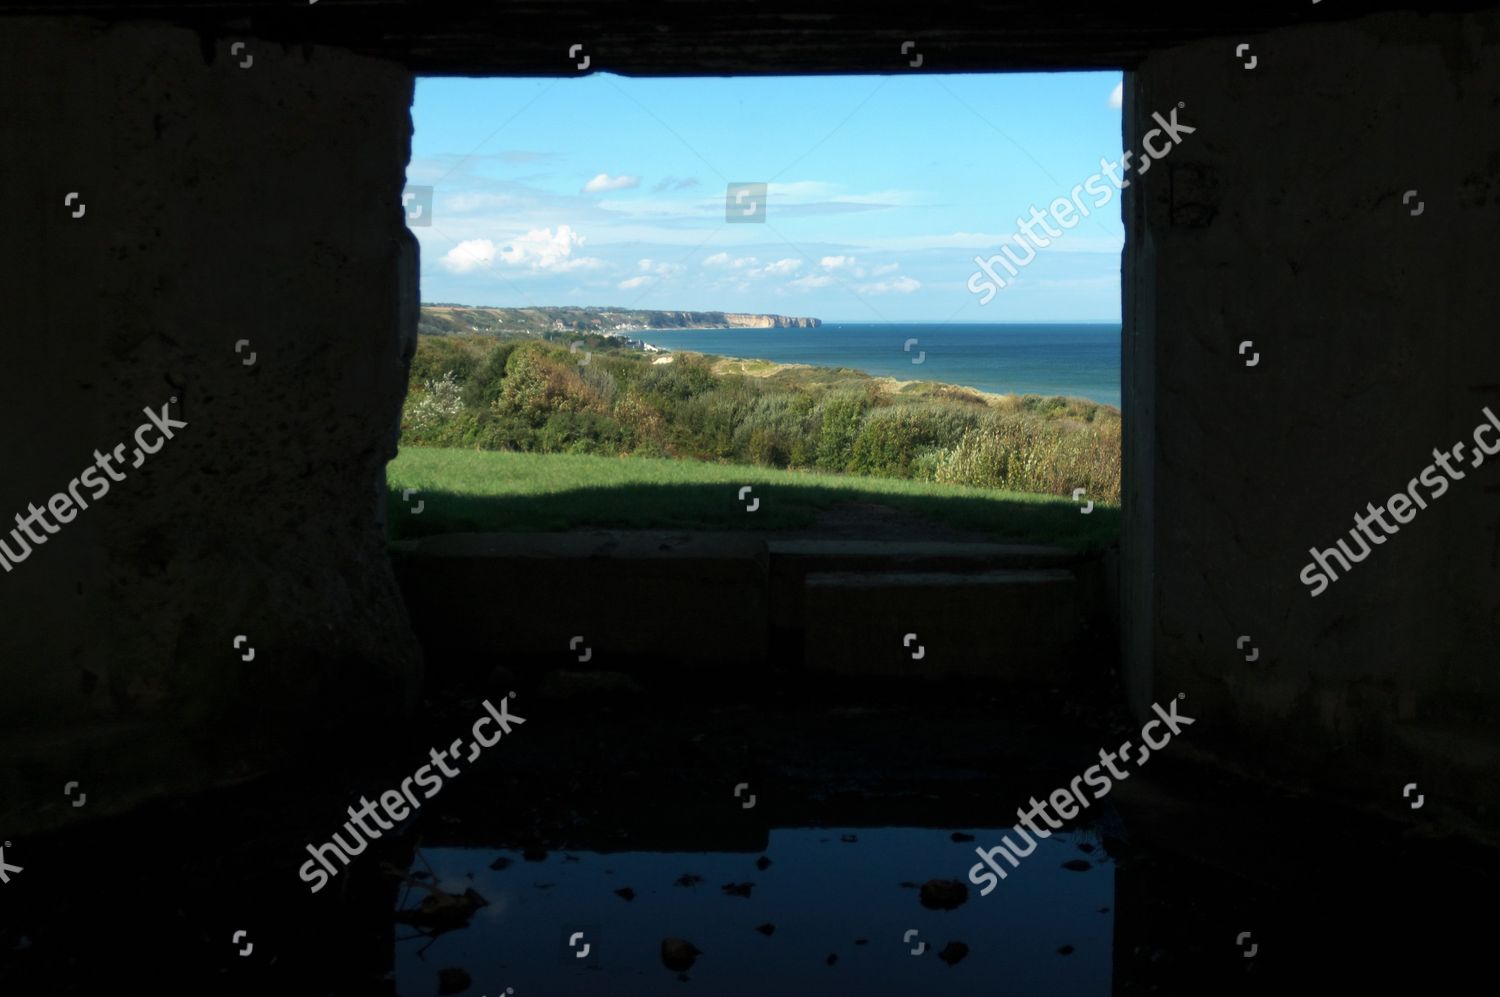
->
[403,371,465,438]
[934,416,1121,501]
[733,394,813,468]
[849,405,984,477]
[538,409,629,455]
[849,408,920,476]
[460,342,517,409]
[409,339,479,388]
[496,346,602,426]
[614,390,666,450]
[815,392,868,471]
[674,390,752,460]
[637,354,718,404]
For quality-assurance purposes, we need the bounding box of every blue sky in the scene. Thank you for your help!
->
[408,72,1124,322]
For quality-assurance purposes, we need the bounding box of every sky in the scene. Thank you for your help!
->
[408,72,1125,323]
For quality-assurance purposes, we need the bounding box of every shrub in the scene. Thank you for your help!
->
[403,371,465,438]
[637,353,718,404]
[409,338,480,388]
[934,416,1121,501]
[815,392,868,471]
[674,391,752,460]
[496,346,602,425]
[849,405,985,477]
[538,410,629,455]
[614,390,666,450]
[849,408,921,476]
[460,342,517,409]
[580,363,619,407]
[733,394,813,467]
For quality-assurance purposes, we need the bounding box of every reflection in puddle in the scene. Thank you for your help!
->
[395,826,1113,995]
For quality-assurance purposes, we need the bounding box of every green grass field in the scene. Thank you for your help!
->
[386,447,1120,547]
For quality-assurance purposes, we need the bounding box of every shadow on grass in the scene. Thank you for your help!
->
[387,480,1120,549]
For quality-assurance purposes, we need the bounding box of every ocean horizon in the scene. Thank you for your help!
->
[639,322,1121,409]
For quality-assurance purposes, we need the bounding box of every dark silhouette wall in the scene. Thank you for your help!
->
[2,3,1497,840]
[1123,9,1500,830]
[0,17,421,833]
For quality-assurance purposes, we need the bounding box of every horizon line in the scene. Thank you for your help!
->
[419,302,1119,324]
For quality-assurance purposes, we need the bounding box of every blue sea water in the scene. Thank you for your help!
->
[639,323,1121,409]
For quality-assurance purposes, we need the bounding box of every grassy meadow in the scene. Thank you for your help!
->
[386,447,1119,546]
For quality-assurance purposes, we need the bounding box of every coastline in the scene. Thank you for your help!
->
[635,322,1121,410]
[651,348,1122,414]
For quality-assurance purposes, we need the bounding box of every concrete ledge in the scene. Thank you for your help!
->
[392,532,771,678]
[392,534,1110,683]
[765,540,1089,568]
[803,568,1082,678]
[767,540,1089,637]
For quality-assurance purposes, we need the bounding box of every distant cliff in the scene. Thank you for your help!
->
[638,310,819,329]
[722,313,820,328]
[419,304,820,336]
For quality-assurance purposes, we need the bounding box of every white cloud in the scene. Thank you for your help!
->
[703,252,731,268]
[439,225,603,274]
[1108,81,1124,109]
[500,227,571,266]
[790,274,833,289]
[618,275,654,289]
[810,255,905,280]
[856,231,1123,252]
[439,239,498,273]
[828,189,927,206]
[652,176,701,192]
[583,173,641,193]
[760,258,802,277]
[637,259,685,277]
[858,275,921,294]
[857,232,1013,251]
[442,192,520,213]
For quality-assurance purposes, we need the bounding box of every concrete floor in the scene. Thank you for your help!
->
[0,668,1489,995]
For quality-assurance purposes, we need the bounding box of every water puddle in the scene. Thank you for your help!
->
[394,825,1113,994]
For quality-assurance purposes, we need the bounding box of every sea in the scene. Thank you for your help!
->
[638,322,1121,409]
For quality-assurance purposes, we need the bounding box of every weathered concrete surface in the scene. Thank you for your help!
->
[767,540,1086,629]
[391,532,772,679]
[18,0,1498,75]
[392,535,1110,682]
[768,540,1107,671]
[803,569,1082,677]
[0,18,421,834]
[1124,8,1500,832]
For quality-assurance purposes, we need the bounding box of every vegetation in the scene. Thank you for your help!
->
[399,334,1122,502]
[387,448,1119,547]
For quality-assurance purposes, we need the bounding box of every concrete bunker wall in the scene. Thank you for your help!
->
[1124,9,1500,827]
[0,17,422,832]
[2,4,1497,839]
